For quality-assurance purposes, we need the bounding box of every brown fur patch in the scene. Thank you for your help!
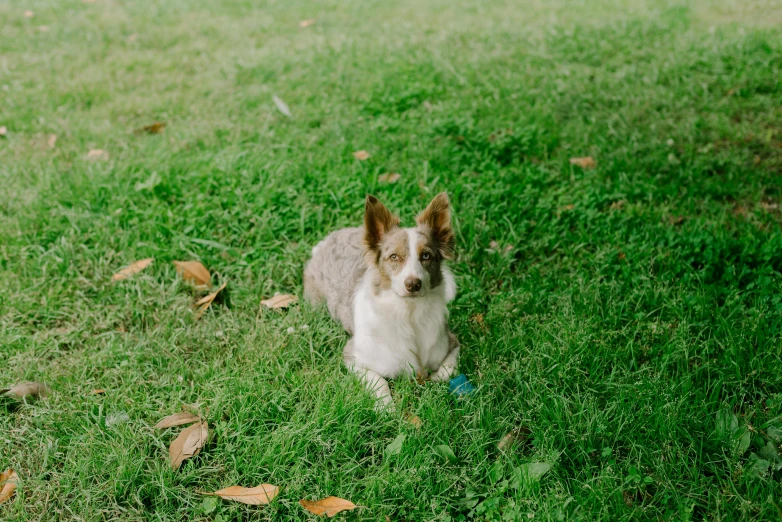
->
[415,228,444,289]
[364,195,400,258]
[416,192,454,259]
[372,228,409,292]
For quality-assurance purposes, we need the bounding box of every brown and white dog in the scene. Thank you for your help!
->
[303,193,459,409]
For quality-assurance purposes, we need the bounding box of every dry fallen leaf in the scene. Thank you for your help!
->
[134,122,166,135]
[569,156,596,169]
[0,469,18,505]
[155,412,201,429]
[299,496,357,517]
[194,282,227,320]
[0,126,7,137]
[202,484,279,505]
[299,19,316,28]
[112,258,153,281]
[4,382,51,400]
[87,149,109,161]
[92,389,105,395]
[405,414,422,429]
[173,261,211,287]
[497,426,532,451]
[46,134,57,148]
[352,150,370,161]
[273,95,291,117]
[260,294,297,309]
[169,421,208,470]
[24,10,34,17]
[378,173,401,183]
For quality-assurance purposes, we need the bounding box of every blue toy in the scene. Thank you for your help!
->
[449,374,476,397]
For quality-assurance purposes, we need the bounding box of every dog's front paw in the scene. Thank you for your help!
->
[430,364,456,383]
[374,393,396,413]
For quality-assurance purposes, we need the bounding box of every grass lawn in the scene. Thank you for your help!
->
[2,0,782,520]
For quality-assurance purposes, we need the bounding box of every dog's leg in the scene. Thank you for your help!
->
[344,339,393,410]
[430,331,460,383]
[354,367,393,410]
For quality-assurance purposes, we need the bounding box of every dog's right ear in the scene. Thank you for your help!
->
[364,195,399,252]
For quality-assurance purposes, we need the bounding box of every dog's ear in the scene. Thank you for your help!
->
[416,192,454,259]
[364,195,399,252]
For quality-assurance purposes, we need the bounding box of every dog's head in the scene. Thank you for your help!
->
[364,192,454,298]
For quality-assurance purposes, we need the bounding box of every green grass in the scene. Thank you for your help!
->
[2,0,782,520]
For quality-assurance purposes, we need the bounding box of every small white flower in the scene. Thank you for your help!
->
[286,327,295,334]
[300,324,309,331]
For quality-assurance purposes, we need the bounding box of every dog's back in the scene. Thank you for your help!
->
[303,227,366,334]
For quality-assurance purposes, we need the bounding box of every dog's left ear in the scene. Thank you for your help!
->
[416,192,455,259]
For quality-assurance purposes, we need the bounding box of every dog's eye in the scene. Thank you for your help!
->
[421,253,431,261]
[390,254,398,261]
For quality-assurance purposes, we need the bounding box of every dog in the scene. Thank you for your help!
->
[303,192,459,409]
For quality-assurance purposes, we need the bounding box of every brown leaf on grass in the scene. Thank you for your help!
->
[352,150,370,161]
[0,126,8,137]
[92,389,105,395]
[405,414,422,429]
[299,496,357,517]
[134,122,166,135]
[260,294,297,309]
[299,19,316,28]
[173,261,211,287]
[86,149,109,161]
[47,134,57,148]
[155,412,201,429]
[169,421,208,470]
[569,156,596,169]
[112,258,153,281]
[378,173,401,183]
[4,382,51,400]
[497,426,532,451]
[24,10,34,17]
[194,282,227,320]
[0,469,19,504]
[201,484,279,505]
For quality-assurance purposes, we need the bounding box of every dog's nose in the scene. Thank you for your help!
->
[404,276,422,293]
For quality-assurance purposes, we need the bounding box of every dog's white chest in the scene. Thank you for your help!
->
[350,282,450,379]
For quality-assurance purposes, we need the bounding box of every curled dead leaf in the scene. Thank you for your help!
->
[92,389,105,395]
[0,469,18,504]
[112,258,153,281]
[87,149,109,161]
[202,484,279,505]
[300,19,316,28]
[299,496,357,517]
[569,156,596,169]
[134,122,166,135]
[260,294,297,309]
[4,381,51,400]
[378,173,401,183]
[194,282,227,320]
[169,421,208,470]
[173,260,211,287]
[154,412,201,429]
[352,150,370,161]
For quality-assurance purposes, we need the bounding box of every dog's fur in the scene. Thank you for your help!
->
[303,193,459,408]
